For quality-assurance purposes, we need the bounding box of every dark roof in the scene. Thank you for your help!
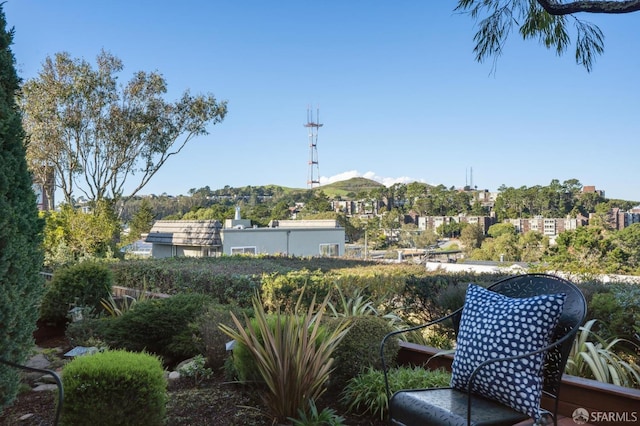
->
[145,220,222,246]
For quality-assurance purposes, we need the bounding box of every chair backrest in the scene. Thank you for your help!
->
[452,273,586,398]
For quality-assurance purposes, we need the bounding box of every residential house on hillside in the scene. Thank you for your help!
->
[145,209,345,258]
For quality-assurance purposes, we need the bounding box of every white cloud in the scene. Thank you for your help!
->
[320,170,428,187]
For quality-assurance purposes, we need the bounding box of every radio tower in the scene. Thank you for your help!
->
[305,107,323,188]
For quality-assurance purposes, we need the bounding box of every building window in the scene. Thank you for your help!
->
[201,247,220,257]
[319,243,339,257]
[231,246,257,255]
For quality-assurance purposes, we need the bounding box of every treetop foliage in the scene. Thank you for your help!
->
[456,0,640,72]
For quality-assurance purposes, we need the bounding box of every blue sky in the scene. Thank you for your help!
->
[5,1,640,201]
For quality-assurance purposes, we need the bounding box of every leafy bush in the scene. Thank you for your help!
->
[219,292,351,423]
[62,350,167,425]
[40,262,113,324]
[196,303,253,371]
[177,354,213,386]
[566,319,640,388]
[105,293,212,365]
[326,316,399,391]
[65,317,114,348]
[288,399,345,426]
[341,366,452,419]
[587,284,640,343]
[397,273,506,324]
[226,314,276,382]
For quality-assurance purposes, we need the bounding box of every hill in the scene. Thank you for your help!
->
[257,177,385,198]
[314,177,384,198]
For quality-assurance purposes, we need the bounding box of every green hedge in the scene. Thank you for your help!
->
[107,257,420,310]
[62,350,166,425]
[260,268,409,313]
[108,258,260,307]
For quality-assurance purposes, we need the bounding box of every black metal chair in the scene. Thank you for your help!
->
[0,357,64,425]
[380,273,586,426]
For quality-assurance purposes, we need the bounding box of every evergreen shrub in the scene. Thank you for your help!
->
[40,261,113,324]
[588,284,640,342]
[0,5,46,409]
[399,272,507,323]
[261,268,408,314]
[61,350,167,426]
[106,293,212,365]
[327,316,399,390]
[65,317,114,348]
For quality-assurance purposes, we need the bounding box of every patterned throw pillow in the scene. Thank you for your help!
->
[450,284,566,421]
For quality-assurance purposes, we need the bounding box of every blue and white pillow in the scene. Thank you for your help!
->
[450,284,566,421]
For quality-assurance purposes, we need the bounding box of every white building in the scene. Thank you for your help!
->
[145,216,345,259]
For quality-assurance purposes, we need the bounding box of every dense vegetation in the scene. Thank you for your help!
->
[100,257,639,355]
[64,257,640,388]
[0,8,45,411]
[23,256,640,424]
[119,177,638,223]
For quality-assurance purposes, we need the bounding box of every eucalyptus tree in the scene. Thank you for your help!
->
[20,50,227,210]
[457,0,640,72]
[460,223,486,251]
[519,230,548,262]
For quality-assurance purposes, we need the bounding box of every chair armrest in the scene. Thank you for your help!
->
[380,307,462,399]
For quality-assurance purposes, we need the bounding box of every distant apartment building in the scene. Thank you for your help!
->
[418,215,496,234]
[331,199,383,217]
[505,216,588,236]
[472,190,498,210]
[601,207,640,231]
[331,200,357,215]
[582,185,605,198]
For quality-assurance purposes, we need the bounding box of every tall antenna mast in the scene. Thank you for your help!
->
[305,106,323,189]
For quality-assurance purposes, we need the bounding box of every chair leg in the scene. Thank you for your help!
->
[535,411,556,426]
